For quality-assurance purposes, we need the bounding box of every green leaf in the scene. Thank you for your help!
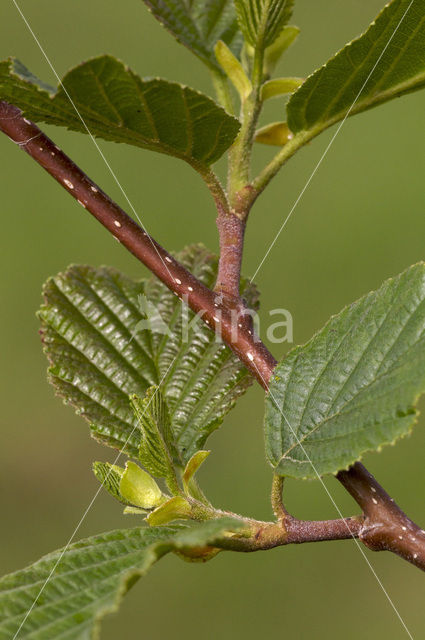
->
[287,0,425,136]
[234,0,294,49]
[92,461,129,504]
[265,263,425,479]
[39,246,259,464]
[0,519,242,639]
[0,56,240,167]
[131,388,177,480]
[119,461,164,509]
[141,0,242,72]
[39,265,157,459]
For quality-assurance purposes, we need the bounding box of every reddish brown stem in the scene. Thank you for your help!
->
[0,101,423,570]
[0,101,274,383]
[215,212,246,300]
[338,463,425,570]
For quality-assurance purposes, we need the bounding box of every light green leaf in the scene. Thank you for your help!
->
[39,246,259,464]
[131,388,177,480]
[92,461,129,504]
[147,496,192,525]
[234,0,294,49]
[287,0,425,136]
[0,56,240,167]
[261,77,303,101]
[0,519,242,639]
[265,263,425,479]
[119,461,163,509]
[263,25,299,75]
[215,40,252,99]
[141,0,242,71]
[183,450,210,491]
[123,506,148,515]
[255,121,292,145]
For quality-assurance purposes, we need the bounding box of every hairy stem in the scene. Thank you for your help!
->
[215,212,246,299]
[0,101,423,570]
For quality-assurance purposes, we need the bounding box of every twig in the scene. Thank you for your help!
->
[338,462,425,571]
[0,101,423,570]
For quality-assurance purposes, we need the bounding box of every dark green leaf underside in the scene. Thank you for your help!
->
[288,0,425,135]
[0,519,242,640]
[0,56,240,166]
[142,0,243,71]
[265,263,425,479]
[39,245,258,463]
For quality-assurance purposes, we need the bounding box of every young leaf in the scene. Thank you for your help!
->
[145,244,260,462]
[0,56,240,167]
[265,263,425,479]
[0,519,243,639]
[147,496,192,525]
[39,246,259,463]
[261,77,303,101]
[119,461,164,509]
[263,25,299,75]
[288,0,425,137]
[215,40,252,100]
[92,461,129,504]
[255,121,293,145]
[131,388,177,481]
[234,0,294,49]
[142,0,243,72]
[183,450,211,491]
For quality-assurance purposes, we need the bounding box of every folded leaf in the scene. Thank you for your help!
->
[142,0,243,72]
[131,388,177,480]
[288,0,425,136]
[39,246,259,463]
[0,519,242,639]
[93,461,129,504]
[265,263,425,479]
[39,265,156,458]
[0,56,240,167]
[234,0,294,49]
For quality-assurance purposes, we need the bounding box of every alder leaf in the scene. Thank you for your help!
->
[288,0,425,137]
[265,263,425,479]
[39,246,259,464]
[0,519,242,639]
[234,0,294,49]
[141,0,243,71]
[0,56,240,167]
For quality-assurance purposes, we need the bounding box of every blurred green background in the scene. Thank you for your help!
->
[1,1,424,638]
